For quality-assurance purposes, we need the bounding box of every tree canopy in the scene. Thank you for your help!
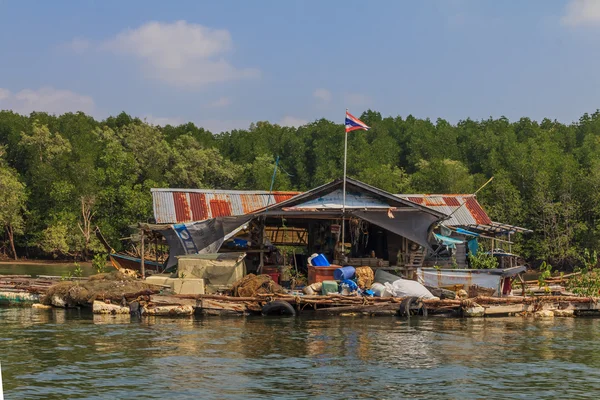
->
[1,109,600,266]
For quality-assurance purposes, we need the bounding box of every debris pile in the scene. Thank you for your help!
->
[232,273,284,297]
[40,271,161,307]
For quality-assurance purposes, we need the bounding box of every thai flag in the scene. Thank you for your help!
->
[345,111,370,133]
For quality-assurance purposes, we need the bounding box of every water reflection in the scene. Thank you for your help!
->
[2,309,600,399]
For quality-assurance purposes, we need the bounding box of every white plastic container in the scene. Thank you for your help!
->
[370,282,392,297]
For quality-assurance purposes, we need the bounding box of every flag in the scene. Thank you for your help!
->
[345,111,370,133]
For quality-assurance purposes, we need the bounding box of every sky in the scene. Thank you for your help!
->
[1,0,600,133]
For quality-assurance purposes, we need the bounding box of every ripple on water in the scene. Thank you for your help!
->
[2,310,600,399]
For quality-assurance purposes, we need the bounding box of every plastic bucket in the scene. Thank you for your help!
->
[266,272,280,284]
[334,266,356,281]
[311,254,330,266]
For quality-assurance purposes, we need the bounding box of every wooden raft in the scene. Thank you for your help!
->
[190,293,600,317]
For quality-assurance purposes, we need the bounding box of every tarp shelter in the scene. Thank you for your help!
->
[253,178,448,268]
[141,216,253,269]
[258,178,447,248]
[144,178,449,272]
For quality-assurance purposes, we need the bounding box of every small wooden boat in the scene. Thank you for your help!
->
[109,253,164,273]
[416,266,526,296]
[96,226,165,273]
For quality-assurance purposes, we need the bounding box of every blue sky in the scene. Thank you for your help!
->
[1,0,600,132]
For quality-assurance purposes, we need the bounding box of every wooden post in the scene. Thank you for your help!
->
[140,228,145,279]
[258,219,265,274]
[154,235,159,271]
[518,274,526,297]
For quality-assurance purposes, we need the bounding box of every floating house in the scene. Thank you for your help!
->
[149,178,530,276]
[147,178,448,281]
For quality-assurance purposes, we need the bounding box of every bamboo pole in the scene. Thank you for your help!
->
[140,228,145,279]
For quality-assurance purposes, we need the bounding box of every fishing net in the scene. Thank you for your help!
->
[41,271,159,306]
[355,266,374,289]
[232,273,284,297]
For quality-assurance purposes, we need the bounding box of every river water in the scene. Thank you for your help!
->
[1,307,600,399]
[1,264,600,399]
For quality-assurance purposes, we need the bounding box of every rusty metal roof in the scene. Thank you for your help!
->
[396,194,492,227]
[151,189,300,224]
[151,185,491,227]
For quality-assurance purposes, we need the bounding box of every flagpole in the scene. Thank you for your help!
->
[341,109,348,262]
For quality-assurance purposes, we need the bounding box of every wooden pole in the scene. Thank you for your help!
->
[154,235,159,271]
[140,228,145,279]
[341,121,348,262]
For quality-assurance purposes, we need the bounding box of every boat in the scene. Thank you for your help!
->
[95,227,165,273]
[108,253,164,273]
[415,265,526,297]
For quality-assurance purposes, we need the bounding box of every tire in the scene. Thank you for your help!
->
[398,297,428,317]
[261,301,296,317]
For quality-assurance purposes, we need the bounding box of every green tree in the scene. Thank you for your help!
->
[410,159,475,193]
[0,151,27,259]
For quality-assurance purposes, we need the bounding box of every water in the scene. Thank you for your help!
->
[1,309,600,400]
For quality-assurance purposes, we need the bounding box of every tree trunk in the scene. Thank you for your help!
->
[78,196,96,261]
[7,224,17,261]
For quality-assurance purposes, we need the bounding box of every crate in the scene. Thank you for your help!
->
[308,265,340,284]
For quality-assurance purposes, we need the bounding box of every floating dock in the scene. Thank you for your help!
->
[2,274,599,319]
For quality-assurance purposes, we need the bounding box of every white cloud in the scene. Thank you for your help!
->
[209,96,232,108]
[562,0,600,27]
[344,93,371,107]
[279,116,308,127]
[143,114,186,127]
[313,88,332,103]
[101,20,259,87]
[0,87,95,115]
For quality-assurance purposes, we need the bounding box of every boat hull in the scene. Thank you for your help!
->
[109,253,163,273]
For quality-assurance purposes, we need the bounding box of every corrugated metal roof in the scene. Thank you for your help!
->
[151,189,300,224]
[151,186,490,226]
[396,194,492,226]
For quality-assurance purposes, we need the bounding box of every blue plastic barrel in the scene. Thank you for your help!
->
[334,266,356,280]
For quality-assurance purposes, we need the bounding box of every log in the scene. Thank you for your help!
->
[122,289,161,299]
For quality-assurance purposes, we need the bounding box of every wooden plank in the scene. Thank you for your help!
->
[483,304,526,315]
[200,298,247,312]
[148,295,196,307]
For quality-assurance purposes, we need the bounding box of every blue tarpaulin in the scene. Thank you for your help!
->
[433,233,464,249]
[456,228,480,237]
[468,238,479,256]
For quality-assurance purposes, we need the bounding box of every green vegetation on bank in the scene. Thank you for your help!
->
[1,109,600,267]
